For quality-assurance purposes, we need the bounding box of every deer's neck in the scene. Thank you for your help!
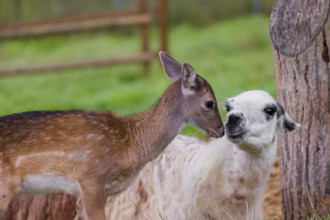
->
[128,81,185,163]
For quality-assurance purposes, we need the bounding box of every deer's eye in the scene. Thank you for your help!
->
[205,101,214,110]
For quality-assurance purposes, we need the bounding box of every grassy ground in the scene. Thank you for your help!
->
[0,15,275,136]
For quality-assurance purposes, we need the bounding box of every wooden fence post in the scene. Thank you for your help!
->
[159,0,168,52]
[138,0,150,73]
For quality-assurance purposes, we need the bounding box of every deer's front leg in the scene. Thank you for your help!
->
[0,160,21,215]
[79,180,107,220]
[0,181,15,213]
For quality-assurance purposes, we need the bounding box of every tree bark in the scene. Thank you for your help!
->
[270,0,330,219]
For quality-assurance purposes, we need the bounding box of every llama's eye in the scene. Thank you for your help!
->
[264,107,276,116]
[205,101,214,110]
[225,105,232,112]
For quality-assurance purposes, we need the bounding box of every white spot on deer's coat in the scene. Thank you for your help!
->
[86,134,95,139]
[97,135,105,140]
[15,151,66,167]
[86,134,104,140]
[69,150,91,161]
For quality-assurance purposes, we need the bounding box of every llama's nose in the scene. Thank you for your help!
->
[227,114,243,126]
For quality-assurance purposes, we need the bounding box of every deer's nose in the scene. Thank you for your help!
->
[208,125,225,138]
[220,126,225,137]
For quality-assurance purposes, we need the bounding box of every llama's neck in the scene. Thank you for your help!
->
[232,140,278,188]
[234,136,278,169]
[192,136,278,197]
[128,80,185,163]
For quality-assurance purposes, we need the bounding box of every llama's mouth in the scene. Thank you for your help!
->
[227,132,245,139]
[226,130,247,143]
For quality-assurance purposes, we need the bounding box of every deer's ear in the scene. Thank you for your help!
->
[159,51,182,81]
[276,102,301,132]
[182,63,197,93]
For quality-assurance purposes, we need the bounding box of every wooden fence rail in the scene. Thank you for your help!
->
[0,0,168,76]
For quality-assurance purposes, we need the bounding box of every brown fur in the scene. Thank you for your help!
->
[0,52,223,220]
[4,193,78,220]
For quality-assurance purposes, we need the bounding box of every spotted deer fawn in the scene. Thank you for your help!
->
[0,51,224,220]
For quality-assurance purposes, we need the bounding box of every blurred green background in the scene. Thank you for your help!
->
[0,0,274,25]
[0,0,275,137]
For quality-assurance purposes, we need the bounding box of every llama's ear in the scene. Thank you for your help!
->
[159,51,182,81]
[276,102,301,132]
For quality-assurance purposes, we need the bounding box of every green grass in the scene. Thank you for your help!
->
[0,15,275,137]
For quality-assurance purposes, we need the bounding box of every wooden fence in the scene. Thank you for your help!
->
[0,0,168,76]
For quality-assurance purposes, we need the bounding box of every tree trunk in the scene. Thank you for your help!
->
[270,0,330,219]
